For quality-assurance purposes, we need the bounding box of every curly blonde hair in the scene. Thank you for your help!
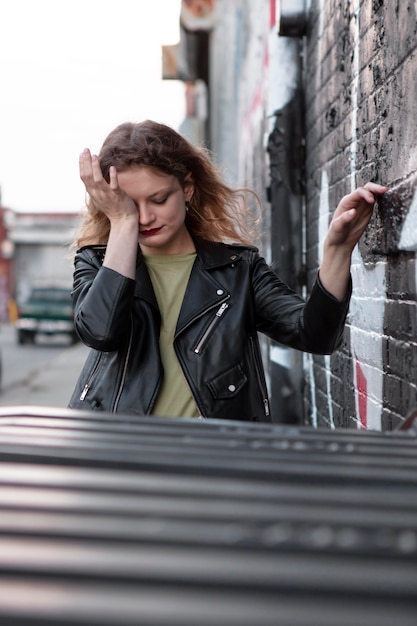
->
[74,120,260,249]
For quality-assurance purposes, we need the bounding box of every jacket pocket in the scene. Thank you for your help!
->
[208,363,247,400]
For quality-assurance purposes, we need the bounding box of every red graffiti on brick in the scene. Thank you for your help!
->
[270,0,276,29]
[355,356,367,429]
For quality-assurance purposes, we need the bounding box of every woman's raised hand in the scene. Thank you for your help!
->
[325,182,388,252]
[79,149,137,222]
[319,182,388,300]
[80,149,139,278]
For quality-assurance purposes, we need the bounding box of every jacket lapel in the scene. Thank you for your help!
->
[133,253,159,310]
[132,239,244,333]
[176,240,241,334]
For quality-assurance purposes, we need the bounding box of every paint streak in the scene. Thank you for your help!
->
[270,0,275,29]
[318,171,334,427]
[355,357,367,429]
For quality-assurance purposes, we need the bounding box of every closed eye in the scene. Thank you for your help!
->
[152,196,169,205]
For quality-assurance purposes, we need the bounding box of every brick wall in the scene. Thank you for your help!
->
[304,0,417,430]
[208,0,417,430]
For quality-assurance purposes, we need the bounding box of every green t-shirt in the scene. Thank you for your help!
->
[143,252,199,417]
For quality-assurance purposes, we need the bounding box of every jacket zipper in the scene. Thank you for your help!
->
[79,317,134,410]
[79,353,104,401]
[194,302,229,354]
[249,335,270,417]
[112,316,134,413]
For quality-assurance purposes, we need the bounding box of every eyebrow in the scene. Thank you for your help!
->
[148,182,179,198]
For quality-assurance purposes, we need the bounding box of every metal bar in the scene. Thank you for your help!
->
[0,406,416,625]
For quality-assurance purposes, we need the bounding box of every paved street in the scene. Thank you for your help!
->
[0,323,89,409]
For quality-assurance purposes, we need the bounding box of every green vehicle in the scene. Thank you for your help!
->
[15,284,77,345]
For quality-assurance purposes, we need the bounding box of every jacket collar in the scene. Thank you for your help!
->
[132,240,228,310]
[133,239,251,325]
[193,238,246,269]
[176,239,249,333]
[135,238,247,271]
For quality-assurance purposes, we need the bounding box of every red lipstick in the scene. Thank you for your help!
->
[140,227,162,237]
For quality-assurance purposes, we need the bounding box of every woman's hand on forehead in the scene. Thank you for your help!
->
[79,149,138,223]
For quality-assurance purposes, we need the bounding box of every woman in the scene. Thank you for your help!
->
[68,120,387,421]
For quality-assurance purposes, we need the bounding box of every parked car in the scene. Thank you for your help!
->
[15,284,77,345]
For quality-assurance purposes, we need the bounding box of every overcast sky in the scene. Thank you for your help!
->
[0,0,184,213]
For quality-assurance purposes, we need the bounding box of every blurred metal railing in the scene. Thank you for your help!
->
[0,405,416,626]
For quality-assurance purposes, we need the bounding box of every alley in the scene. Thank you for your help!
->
[0,323,89,408]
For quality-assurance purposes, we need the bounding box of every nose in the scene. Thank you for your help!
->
[138,204,156,227]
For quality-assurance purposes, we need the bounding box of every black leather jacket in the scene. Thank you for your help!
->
[68,238,351,421]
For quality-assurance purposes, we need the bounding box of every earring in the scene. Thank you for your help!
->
[185,202,190,212]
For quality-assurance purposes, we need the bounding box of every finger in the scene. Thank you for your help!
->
[363,182,389,193]
[349,186,382,207]
[91,154,104,183]
[79,148,93,180]
[332,208,357,230]
[361,183,389,203]
[358,187,378,205]
[109,165,119,190]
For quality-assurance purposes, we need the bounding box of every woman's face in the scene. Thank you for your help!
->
[117,166,194,255]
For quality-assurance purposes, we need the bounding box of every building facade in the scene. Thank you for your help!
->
[0,210,78,317]
[0,207,14,322]
[173,0,417,430]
